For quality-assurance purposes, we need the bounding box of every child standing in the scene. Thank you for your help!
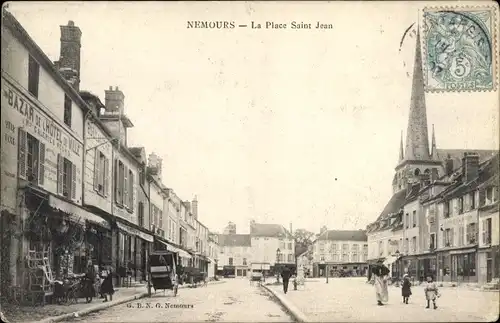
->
[424,275,440,309]
[401,274,412,304]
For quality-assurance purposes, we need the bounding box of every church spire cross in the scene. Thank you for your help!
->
[404,29,431,161]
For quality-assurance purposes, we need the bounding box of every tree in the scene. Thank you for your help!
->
[293,229,315,256]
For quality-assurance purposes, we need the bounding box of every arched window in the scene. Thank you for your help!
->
[414,168,420,176]
[424,168,430,174]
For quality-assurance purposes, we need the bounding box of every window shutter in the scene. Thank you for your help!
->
[17,128,27,179]
[450,228,455,246]
[123,166,128,208]
[57,154,64,194]
[94,150,100,191]
[479,189,486,206]
[482,219,486,244]
[38,142,45,186]
[104,157,109,196]
[71,163,76,199]
[114,159,119,203]
[129,170,134,210]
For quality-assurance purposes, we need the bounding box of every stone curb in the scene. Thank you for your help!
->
[33,292,149,323]
[30,280,226,323]
[261,284,311,323]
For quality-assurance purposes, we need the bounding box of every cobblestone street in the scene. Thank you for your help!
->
[64,279,293,322]
[267,278,499,322]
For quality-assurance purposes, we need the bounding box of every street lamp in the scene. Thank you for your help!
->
[276,248,281,283]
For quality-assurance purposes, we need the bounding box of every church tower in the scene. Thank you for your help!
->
[393,30,443,194]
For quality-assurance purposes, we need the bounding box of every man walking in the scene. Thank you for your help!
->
[281,266,292,294]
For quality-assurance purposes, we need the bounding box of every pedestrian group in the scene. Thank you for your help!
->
[369,259,441,309]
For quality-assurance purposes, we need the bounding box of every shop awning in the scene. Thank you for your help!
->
[116,222,153,242]
[156,239,192,259]
[48,195,110,230]
[383,255,400,266]
[177,249,192,259]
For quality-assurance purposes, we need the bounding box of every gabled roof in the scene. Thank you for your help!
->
[316,230,367,242]
[437,149,498,172]
[250,223,291,238]
[376,189,407,221]
[217,234,251,247]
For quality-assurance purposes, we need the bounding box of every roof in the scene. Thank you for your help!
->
[316,230,367,242]
[437,149,498,172]
[250,223,291,238]
[217,234,251,247]
[3,10,91,116]
[376,189,407,221]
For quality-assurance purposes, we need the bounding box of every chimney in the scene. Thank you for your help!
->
[462,152,480,183]
[184,201,191,213]
[58,20,82,91]
[148,153,162,177]
[104,86,125,113]
[192,196,198,219]
[445,155,454,176]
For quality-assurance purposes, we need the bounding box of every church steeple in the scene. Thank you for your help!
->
[399,130,404,162]
[403,30,431,161]
[430,124,439,160]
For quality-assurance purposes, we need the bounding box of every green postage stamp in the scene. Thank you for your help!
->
[423,6,498,92]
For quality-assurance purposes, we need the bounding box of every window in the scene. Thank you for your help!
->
[404,238,409,253]
[57,154,76,199]
[412,210,417,227]
[352,244,358,251]
[412,237,417,253]
[243,258,247,266]
[93,150,109,196]
[18,130,45,186]
[64,94,72,127]
[467,223,478,244]
[342,253,349,262]
[458,226,464,246]
[405,213,409,228]
[485,187,498,205]
[458,197,464,214]
[430,233,435,250]
[444,200,451,218]
[378,241,383,256]
[280,241,285,250]
[352,253,358,262]
[363,244,368,253]
[28,55,40,97]
[288,254,293,262]
[342,244,348,250]
[128,168,134,211]
[444,228,453,247]
[333,254,339,261]
[229,258,233,266]
[470,192,476,210]
[482,218,492,244]
[138,202,144,227]
[288,242,292,250]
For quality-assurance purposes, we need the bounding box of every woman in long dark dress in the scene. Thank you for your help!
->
[100,265,115,302]
[83,259,96,303]
[401,274,412,304]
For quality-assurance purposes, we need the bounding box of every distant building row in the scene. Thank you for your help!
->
[365,31,499,286]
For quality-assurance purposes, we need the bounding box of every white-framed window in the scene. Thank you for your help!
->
[57,154,76,199]
[18,129,45,186]
[93,150,109,196]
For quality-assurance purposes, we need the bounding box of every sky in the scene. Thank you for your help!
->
[6,1,498,235]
